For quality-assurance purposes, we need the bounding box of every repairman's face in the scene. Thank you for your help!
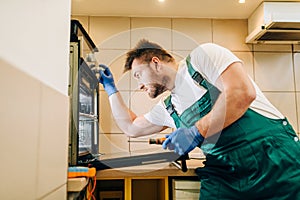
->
[131,58,167,98]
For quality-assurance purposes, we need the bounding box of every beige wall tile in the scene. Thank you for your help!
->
[264,92,298,131]
[172,18,212,50]
[96,50,130,91]
[99,133,129,154]
[294,44,300,52]
[99,91,130,133]
[87,16,300,156]
[0,61,40,200]
[95,49,127,67]
[253,44,292,52]
[131,17,171,28]
[294,53,300,91]
[37,84,69,198]
[254,52,294,91]
[130,91,170,116]
[212,19,251,51]
[129,91,173,131]
[172,50,190,62]
[89,17,130,49]
[117,70,131,91]
[233,52,254,79]
[130,91,160,115]
[131,18,172,50]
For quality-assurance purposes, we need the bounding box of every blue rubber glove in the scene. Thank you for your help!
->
[99,64,118,96]
[162,126,204,155]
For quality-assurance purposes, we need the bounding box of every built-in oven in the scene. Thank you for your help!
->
[78,59,99,155]
[69,20,99,166]
[68,20,188,171]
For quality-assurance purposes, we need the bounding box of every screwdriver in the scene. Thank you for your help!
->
[148,137,166,145]
[127,137,167,145]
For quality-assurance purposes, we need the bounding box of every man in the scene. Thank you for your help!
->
[99,39,300,199]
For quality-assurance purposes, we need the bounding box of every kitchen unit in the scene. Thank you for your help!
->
[69,1,300,199]
[95,159,203,200]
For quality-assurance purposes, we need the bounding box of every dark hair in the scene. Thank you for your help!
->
[124,39,174,72]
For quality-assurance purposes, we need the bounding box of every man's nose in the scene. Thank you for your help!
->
[139,83,145,91]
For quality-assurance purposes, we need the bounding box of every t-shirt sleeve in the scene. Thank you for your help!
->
[143,99,176,128]
[189,43,242,84]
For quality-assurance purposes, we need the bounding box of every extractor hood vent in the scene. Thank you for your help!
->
[246,2,300,44]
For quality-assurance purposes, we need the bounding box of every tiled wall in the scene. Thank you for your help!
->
[72,16,300,155]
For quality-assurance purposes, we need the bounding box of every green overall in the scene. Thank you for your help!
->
[164,55,300,199]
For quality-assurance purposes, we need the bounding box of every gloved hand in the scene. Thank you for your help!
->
[99,64,118,96]
[162,126,204,155]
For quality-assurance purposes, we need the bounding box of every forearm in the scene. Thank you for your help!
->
[108,92,137,136]
[108,92,164,137]
[99,65,162,136]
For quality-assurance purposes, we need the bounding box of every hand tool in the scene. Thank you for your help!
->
[127,137,166,145]
[149,137,166,145]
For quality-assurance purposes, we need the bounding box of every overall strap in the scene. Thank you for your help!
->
[186,55,208,89]
[164,54,219,128]
[186,55,216,91]
[164,95,184,128]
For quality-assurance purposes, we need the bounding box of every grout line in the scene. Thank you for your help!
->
[129,18,133,97]
[88,16,90,34]
[129,17,132,49]
[251,44,256,81]
[261,91,298,93]
[295,92,300,134]
[211,19,214,42]
[291,46,300,133]
[171,18,173,51]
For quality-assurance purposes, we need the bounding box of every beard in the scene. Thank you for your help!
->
[148,83,167,98]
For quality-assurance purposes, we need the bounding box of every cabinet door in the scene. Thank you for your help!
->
[96,180,124,200]
[172,179,200,200]
[132,178,166,200]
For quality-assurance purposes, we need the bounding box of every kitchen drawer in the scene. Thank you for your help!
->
[172,180,200,200]
[173,180,201,189]
[174,189,200,199]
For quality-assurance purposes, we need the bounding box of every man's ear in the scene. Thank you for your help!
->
[151,57,161,71]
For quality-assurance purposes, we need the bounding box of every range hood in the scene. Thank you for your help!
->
[246,2,300,44]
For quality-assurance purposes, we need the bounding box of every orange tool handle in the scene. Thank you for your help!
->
[149,137,166,145]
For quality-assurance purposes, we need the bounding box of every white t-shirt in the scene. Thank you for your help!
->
[144,43,284,128]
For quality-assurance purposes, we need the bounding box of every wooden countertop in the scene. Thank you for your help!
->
[96,159,204,179]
